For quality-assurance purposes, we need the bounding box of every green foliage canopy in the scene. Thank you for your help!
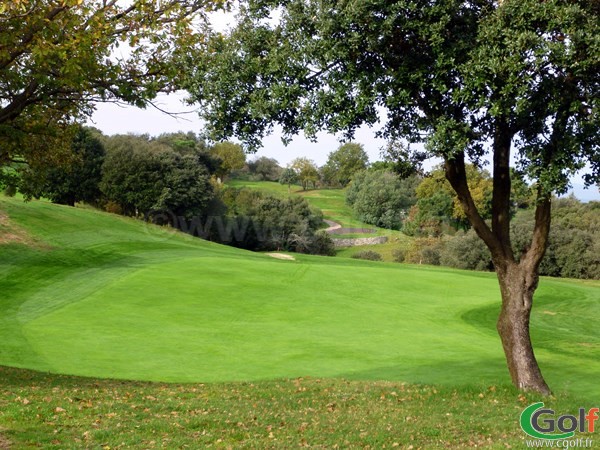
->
[19,127,105,206]
[346,170,419,230]
[189,0,598,187]
[0,0,225,167]
[247,156,282,181]
[378,140,427,179]
[290,157,319,190]
[279,167,298,192]
[101,135,213,219]
[323,142,369,187]
[210,142,246,180]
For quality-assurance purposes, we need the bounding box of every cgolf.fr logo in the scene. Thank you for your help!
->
[520,402,599,440]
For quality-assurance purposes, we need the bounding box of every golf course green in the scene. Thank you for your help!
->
[1,196,599,400]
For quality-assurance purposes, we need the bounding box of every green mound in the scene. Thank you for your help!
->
[1,197,599,400]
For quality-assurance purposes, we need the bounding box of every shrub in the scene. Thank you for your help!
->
[308,231,336,256]
[405,237,444,265]
[101,139,213,219]
[392,248,406,263]
[3,184,17,197]
[440,229,493,271]
[351,250,383,261]
[211,187,332,255]
[510,201,600,280]
[346,170,419,230]
[104,200,123,215]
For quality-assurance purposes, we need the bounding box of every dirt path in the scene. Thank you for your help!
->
[323,219,341,232]
[323,219,376,235]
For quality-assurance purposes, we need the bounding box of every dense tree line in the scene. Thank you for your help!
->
[263,142,369,191]
[100,134,214,220]
[343,162,600,280]
[5,128,334,256]
[395,198,600,280]
[207,188,335,255]
[346,170,419,230]
[15,130,219,218]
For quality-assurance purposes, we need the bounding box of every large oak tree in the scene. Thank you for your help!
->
[0,0,226,168]
[187,0,599,393]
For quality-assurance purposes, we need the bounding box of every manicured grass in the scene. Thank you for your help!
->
[1,196,599,402]
[1,196,600,448]
[336,233,412,261]
[226,179,297,196]
[298,188,377,230]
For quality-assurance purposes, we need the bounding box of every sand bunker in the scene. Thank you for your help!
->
[266,253,296,261]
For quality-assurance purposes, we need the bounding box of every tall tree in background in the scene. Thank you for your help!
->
[323,142,369,187]
[101,135,213,219]
[0,0,225,169]
[290,157,319,190]
[187,0,599,393]
[279,167,298,194]
[379,140,427,179]
[210,142,246,181]
[247,156,282,181]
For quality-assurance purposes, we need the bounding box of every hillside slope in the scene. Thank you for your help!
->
[0,196,599,400]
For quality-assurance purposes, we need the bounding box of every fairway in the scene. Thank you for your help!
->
[1,196,599,401]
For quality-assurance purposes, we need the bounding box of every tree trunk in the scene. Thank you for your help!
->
[444,153,552,394]
[495,262,551,395]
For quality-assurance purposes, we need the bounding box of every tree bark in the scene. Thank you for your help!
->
[495,261,551,395]
[445,154,552,395]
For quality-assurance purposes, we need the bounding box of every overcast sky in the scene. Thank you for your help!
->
[87,91,391,167]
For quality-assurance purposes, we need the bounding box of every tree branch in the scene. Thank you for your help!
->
[0,80,40,124]
[0,6,69,71]
[523,191,551,272]
[444,152,507,265]
[491,119,514,260]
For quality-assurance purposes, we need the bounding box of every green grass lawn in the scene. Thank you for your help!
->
[1,196,599,448]
[226,179,296,197]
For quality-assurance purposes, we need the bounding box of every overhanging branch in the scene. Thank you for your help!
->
[523,191,551,272]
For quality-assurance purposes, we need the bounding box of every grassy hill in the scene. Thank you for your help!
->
[226,180,411,259]
[1,196,599,447]
[226,179,372,229]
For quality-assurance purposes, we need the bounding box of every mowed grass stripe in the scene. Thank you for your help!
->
[1,196,599,402]
[20,257,503,384]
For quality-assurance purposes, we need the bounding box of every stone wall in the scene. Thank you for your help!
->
[333,236,388,248]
